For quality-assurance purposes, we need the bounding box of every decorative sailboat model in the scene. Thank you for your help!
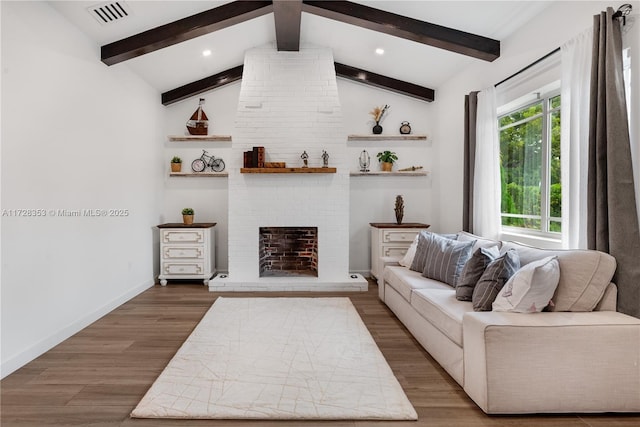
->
[186,98,209,135]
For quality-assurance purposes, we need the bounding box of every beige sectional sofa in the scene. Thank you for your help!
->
[378,231,640,414]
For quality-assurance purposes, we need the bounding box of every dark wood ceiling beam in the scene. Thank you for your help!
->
[101,1,273,66]
[302,1,499,62]
[334,63,434,102]
[161,65,244,106]
[161,63,433,105]
[273,0,302,51]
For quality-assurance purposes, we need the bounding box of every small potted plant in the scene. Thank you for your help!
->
[376,150,398,172]
[171,156,182,173]
[182,208,194,225]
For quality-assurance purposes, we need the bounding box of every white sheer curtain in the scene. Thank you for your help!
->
[561,28,592,249]
[473,87,501,240]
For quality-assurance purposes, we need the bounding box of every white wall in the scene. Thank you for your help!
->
[0,1,164,377]
[339,79,433,274]
[162,83,240,273]
[432,1,628,237]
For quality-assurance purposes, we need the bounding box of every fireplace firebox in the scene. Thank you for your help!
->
[259,227,318,277]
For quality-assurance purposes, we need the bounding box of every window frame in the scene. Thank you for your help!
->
[498,88,561,240]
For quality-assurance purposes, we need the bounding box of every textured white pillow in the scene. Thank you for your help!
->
[492,256,560,313]
[399,235,419,268]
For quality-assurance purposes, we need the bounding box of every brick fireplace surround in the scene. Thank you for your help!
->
[209,44,367,291]
[259,227,318,277]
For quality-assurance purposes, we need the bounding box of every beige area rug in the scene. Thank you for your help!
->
[131,297,417,420]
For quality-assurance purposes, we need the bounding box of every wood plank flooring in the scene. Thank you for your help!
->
[2,280,639,426]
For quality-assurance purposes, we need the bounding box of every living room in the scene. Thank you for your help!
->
[2,0,639,425]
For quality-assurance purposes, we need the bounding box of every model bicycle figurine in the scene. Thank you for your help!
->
[191,149,225,172]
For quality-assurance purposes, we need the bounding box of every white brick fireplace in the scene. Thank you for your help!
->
[209,44,367,291]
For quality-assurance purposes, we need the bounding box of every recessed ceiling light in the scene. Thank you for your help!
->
[375,48,385,55]
[202,49,212,57]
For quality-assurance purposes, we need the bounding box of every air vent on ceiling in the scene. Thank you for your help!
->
[88,1,131,25]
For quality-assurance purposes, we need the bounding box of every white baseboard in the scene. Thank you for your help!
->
[0,279,154,379]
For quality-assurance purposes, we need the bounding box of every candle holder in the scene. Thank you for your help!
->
[359,150,370,173]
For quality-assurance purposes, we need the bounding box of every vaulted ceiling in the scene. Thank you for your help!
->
[50,1,553,104]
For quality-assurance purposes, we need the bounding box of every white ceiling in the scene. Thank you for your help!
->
[50,1,553,95]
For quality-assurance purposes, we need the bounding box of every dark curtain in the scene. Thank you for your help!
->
[463,91,479,233]
[588,8,640,318]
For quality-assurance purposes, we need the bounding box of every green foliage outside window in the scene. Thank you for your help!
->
[499,95,561,233]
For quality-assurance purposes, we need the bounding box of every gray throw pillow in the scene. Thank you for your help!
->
[456,245,500,301]
[409,231,457,272]
[420,232,475,287]
[472,249,520,311]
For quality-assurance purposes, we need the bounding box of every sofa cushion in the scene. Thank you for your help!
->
[412,232,475,286]
[492,256,560,313]
[472,249,520,311]
[501,241,616,312]
[411,289,472,346]
[595,282,618,311]
[456,246,501,301]
[384,265,451,302]
[457,231,502,252]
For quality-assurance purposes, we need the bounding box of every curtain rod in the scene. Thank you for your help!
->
[494,47,560,88]
[494,4,632,88]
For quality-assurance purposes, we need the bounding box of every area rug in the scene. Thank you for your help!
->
[131,297,417,420]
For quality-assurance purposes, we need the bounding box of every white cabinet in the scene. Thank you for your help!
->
[370,223,430,280]
[157,223,216,285]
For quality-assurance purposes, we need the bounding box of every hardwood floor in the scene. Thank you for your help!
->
[2,280,639,426]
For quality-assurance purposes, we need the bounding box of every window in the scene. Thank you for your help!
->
[498,91,561,236]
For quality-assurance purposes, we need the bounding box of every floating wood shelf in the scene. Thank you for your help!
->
[170,172,228,177]
[347,134,427,141]
[350,171,428,176]
[168,135,232,142]
[241,167,337,174]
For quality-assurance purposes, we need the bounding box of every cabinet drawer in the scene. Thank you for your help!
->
[382,230,420,243]
[383,246,409,257]
[162,262,204,275]
[162,229,204,244]
[163,246,204,260]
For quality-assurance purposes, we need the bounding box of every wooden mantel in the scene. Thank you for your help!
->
[240,167,337,174]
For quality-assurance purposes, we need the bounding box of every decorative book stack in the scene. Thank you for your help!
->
[243,146,265,168]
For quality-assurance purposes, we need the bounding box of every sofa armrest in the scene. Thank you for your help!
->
[377,256,401,300]
[380,256,401,268]
[463,311,640,414]
[594,282,617,311]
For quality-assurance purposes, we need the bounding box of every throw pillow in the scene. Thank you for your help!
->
[399,235,419,268]
[493,256,560,313]
[409,231,457,272]
[421,233,475,287]
[456,245,500,301]
[472,249,520,311]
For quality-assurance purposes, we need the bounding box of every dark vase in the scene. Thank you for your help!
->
[372,122,383,134]
[394,195,404,225]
